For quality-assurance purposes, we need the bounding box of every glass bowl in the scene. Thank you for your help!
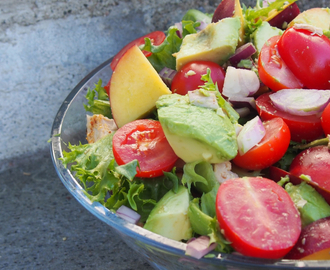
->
[50,58,330,270]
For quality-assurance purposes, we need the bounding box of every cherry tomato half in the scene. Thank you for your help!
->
[112,119,178,178]
[232,117,290,170]
[110,31,166,71]
[277,27,330,90]
[290,146,330,195]
[321,103,330,136]
[171,61,226,95]
[258,35,304,92]
[216,177,301,259]
[256,92,324,142]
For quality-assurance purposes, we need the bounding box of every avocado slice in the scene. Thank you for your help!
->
[143,185,192,241]
[251,21,283,56]
[156,94,238,164]
[174,17,241,70]
[284,181,330,227]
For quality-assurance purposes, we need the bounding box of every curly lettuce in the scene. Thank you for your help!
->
[84,79,112,118]
[61,133,179,222]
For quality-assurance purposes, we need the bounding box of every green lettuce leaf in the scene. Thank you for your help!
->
[182,161,218,194]
[188,198,233,253]
[61,134,179,223]
[243,0,297,39]
[84,79,112,118]
[61,134,118,203]
[141,20,201,72]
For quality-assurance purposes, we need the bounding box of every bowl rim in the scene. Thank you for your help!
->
[49,57,330,269]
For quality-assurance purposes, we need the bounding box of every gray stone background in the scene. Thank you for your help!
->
[1,0,328,170]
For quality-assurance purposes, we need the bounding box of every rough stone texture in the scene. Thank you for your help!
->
[0,151,154,270]
[1,0,328,165]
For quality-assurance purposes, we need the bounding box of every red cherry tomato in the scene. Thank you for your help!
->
[289,145,330,195]
[258,35,304,92]
[110,31,166,71]
[285,217,330,260]
[104,79,111,97]
[216,177,301,259]
[171,61,226,95]
[232,117,290,170]
[321,103,330,136]
[112,119,178,178]
[256,92,323,142]
[277,27,330,90]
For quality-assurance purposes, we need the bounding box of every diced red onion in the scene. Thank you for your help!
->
[222,67,260,98]
[116,205,141,224]
[235,107,251,118]
[229,43,257,66]
[159,67,177,87]
[229,96,256,110]
[237,116,266,155]
[185,236,217,259]
[269,89,330,116]
[174,22,183,38]
[196,20,208,31]
[188,90,219,110]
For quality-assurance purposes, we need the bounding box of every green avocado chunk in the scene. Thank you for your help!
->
[285,181,330,227]
[174,17,241,70]
[143,185,192,241]
[156,94,238,164]
[252,21,283,56]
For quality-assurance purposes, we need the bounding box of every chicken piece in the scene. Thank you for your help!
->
[213,161,238,184]
[86,114,118,143]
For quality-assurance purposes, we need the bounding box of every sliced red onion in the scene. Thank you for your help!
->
[269,89,330,116]
[188,90,219,110]
[223,67,260,98]
[116,205,141,224]
[229,43,257,66]
[159,67,177,87]
[237,116,266,155]
[228,96,256,110]
[185,236,217,259]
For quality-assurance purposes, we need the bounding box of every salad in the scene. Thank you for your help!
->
[61,0,330,261]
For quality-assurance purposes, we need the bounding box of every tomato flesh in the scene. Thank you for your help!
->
[171,61,226,95]
[216,177,301,259]
[110,31,166,71]
[285,217,330,260]
[258,35,304,92]
[256,92,323,142]
[232,117,290,170]
[289,146,330,195]
[112,119,178,178]
[277,27,330,90]
[321,103,330,136]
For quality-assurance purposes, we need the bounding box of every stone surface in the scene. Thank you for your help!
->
[0,151,154,270]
